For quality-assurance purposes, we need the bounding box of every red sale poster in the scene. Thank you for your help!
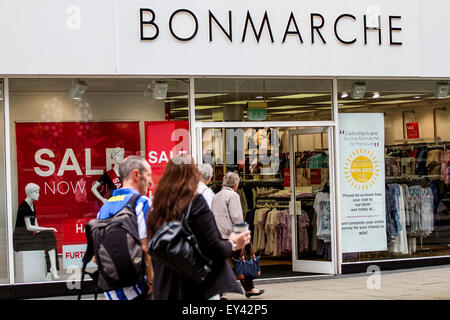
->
[15,121,140,252]
[283,168,297,187]
[145,121,190,197]
[310,169,322,185]
[406,122,420,139]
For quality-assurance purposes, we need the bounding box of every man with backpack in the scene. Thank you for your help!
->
[93,155,154,300]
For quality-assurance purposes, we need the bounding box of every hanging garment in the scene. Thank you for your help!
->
[401,157,416,176]
[421,187,435,235]
[426,149,442,176]
[264,209,278,256]
[401,184,411,233]
[441,150,450,185]
[416,150,429,176]
[297,212,310,254]
[314,192,331,243]
[408,185,435,237]
[388,185,409,255]
[386,184,402,242]
[252,208,269,253]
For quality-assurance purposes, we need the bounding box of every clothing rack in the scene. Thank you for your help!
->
[280,149,328,155]
[255,196,315,202]
[386,175,440,187]
[255,202,290,210]
[385,141,450,151]
[210,179,284,189]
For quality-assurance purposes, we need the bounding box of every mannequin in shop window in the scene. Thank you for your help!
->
[13,183,60,280]
[91,147,124,203]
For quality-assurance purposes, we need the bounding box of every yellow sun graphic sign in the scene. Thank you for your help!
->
[344,148,380,190]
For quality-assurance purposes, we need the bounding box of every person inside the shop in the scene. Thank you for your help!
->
[197,163,215,208]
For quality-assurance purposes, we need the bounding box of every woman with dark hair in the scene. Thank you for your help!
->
[147,156,251,300]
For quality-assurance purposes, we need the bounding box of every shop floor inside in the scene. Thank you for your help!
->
[258,257,318,279]
[259,264,318,278]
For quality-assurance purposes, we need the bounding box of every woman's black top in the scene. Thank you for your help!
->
[13,200,56,252]
[152,194,242,300]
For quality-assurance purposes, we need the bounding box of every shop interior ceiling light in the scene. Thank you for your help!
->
[434,82,449,99]
[311,100,363,104]
[271,93,329,99]
[341,92,349,98]
[376,93,418,99]
[153,81,168,100]
[351,82,366,99]
[69,80,88,100]
[369,99,417,105]
[224,99,275,105]
[372,92,380,99]
[169,93,228,99]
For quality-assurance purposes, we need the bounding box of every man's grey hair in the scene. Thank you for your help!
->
[198,163,213,181]
[119,155,149,181]
[222,172,240,188]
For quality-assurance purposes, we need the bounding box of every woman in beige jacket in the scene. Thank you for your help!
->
[211,172,264,298]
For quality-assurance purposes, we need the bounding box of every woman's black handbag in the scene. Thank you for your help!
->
[148,203,213,283]
[233,242,261,280]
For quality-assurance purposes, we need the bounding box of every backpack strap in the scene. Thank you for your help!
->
[124,193,142,215]
[78,222,98,300]
[122,193,144,229]
[181,201,213,266]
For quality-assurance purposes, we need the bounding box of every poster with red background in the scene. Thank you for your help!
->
[283,168,297,187]
[145,121,190,197]
[310,169,322,185]
[15,121,140,253]
[406,122,420,139]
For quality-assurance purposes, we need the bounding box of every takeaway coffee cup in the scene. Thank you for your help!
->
[233,222,249,234]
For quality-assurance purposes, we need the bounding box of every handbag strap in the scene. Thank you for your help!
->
[239,241,256,261]
[181,201,213,265]
[181,202,193,233]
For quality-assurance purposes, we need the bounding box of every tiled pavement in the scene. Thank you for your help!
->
[225,265,450,300]
[30,265,450,300]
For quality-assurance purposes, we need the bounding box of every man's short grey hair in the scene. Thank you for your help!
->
[119,155,149,181]
[198,163,213,181]
[223,172,240,188]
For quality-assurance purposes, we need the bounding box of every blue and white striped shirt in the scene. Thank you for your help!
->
[97,188,151,300]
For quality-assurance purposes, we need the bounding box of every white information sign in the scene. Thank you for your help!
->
[338,113,387,253]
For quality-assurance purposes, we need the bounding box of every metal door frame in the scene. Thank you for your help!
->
[289,126,337,274]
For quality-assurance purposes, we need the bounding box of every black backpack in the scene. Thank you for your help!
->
[78,194,145,299]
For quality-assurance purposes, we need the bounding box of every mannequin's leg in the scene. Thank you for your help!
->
[48,249,60,279]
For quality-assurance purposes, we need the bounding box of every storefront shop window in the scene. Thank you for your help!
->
[201,125,332,273]
[194,79,332,122]
[9,78,188,283]
[338,79,450,262]
[0,79,8,284]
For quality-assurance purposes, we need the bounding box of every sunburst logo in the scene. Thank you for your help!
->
[344,149,380,190]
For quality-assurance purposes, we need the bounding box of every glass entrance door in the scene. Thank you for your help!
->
[196,124,337,277]
[289,127,336,274]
